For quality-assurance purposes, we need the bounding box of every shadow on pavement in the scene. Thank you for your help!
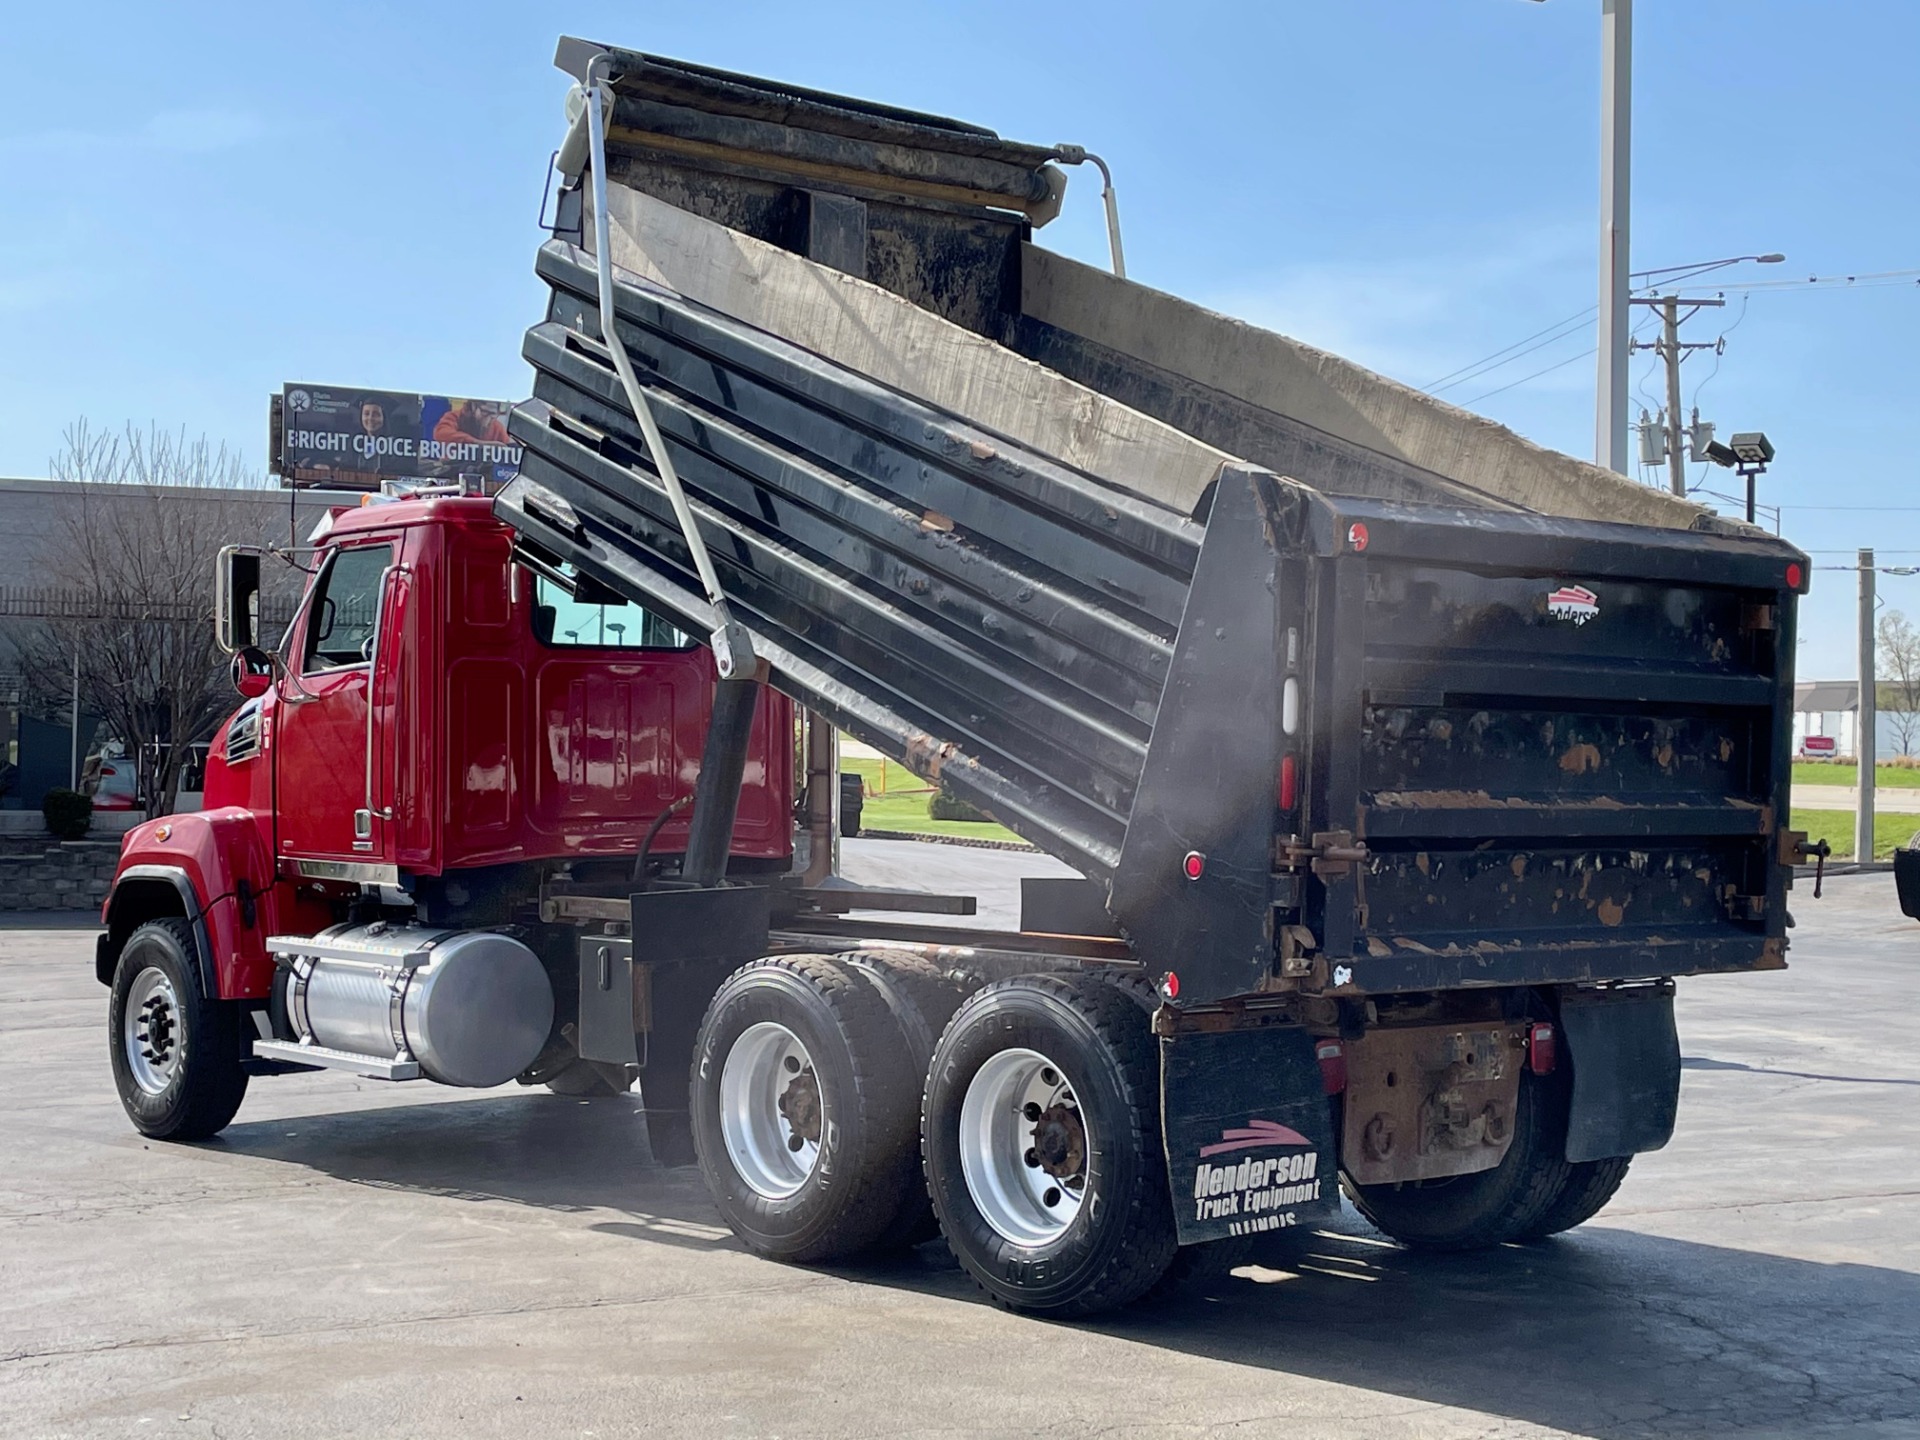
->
[1684,1054,1920,1087]
[214,1090,1919,1439]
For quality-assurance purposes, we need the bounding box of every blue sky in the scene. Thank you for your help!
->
[1,0,1914,670]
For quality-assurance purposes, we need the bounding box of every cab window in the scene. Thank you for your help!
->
[303,543,393,672]
[531,572,692,649]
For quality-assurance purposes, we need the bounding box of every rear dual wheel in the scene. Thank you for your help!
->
[692,959,1189,1315]
[922,973,1179,1317]
[1342,1068,1632,1249]
[688,953,971,1263]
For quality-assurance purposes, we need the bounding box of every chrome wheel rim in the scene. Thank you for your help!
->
[123,966,182,1097]
[719,1022,822,1200]
[958,1047,1089,1246]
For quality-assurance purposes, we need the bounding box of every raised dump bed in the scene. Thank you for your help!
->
[499,42,1808,1006]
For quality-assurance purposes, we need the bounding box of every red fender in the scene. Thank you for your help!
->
[108,809,315,1000]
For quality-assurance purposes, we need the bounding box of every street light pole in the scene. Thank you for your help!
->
[1858,548,1877,862]
[1596,0,1633,473]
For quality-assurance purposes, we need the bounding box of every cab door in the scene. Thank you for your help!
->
[275,537,400,872]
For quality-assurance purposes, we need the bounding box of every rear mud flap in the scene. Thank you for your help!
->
[1560,986,1681,1163]
[1160,1025,1338,1246]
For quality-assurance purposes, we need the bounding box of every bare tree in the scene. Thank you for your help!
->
[14,421,271,812]
[1880,608,1920,758]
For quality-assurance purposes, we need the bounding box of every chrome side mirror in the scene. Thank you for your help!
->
[215,547,262,654]
[231,645,274,699]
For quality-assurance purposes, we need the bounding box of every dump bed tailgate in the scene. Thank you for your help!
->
[1286,497,1806,999]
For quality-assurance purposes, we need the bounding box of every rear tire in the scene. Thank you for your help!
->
[1525,1155,1632,1238]
[107,919,248,1141]
[922,973,1178,1316]
[690,955,923,1263]
[836,951,980,1249]
[1149,1236,1257,1300]
[1344,1068,1626,1249]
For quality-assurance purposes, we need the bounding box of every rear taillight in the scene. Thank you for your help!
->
[1277,753,1298,812]
[1316,1040,1347,1095]
[99,766,116,776]
[1527,1023,1557,1076]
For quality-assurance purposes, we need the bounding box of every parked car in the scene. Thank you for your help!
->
[82,748,140,811]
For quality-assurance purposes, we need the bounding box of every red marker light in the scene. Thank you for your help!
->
[1315,1041,1347,1095]
[1785,562,1804,591]
[1347,522,1369,553]
[1161,971,1181,1001]
[1182,851,1205,881]
[1277,753,1298,812]
[1528,1022,1557,1076]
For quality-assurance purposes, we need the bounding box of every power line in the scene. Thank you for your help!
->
[1426,263,1919,404]
[1426,309,1595,394]
[1708,268,1920,294]
[1457,346,1595,407]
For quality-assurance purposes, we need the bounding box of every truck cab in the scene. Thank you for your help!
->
[100,492,794,1052]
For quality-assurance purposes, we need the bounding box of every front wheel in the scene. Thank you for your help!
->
[922,973,1178,1317]
[107,919,249,1141]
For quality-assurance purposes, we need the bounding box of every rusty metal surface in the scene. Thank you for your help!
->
[1339,1022,1525,1186]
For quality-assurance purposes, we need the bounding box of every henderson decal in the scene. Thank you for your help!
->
[1191,1119,1324,1235]
[1546,583,1600,626]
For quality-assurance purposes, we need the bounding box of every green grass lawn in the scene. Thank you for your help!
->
[842,755,1028,845]
[1792,762,1920,789]
[1792,809,1919,861]
[842,754,1919,855]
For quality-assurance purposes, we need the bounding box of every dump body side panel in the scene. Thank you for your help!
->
[502,238,1806,1004]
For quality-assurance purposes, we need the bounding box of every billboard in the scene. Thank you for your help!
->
[271,385,523,490]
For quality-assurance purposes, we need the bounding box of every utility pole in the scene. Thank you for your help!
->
[1858,548,1877,862]
[1596,0,1633,473]
[1630,294,1724,495]
[69,647,80,791]
[1660,298,1685,497]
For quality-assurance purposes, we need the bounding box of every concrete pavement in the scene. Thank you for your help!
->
[2,856,1917,1438]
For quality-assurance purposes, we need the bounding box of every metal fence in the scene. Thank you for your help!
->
[0,586,299,626]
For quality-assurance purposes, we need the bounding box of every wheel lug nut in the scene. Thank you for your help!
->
[1042,1187,1062,1207]
[1022,1102,1042,1122]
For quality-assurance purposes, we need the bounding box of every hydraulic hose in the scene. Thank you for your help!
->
[1048,145,1126,279]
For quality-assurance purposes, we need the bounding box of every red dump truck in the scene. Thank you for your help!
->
[97,41,1817,1315]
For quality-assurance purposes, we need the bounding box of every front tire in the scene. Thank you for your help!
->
[107,918,248,1141]
[690,955,924,1263]
[922,973,1178,1317]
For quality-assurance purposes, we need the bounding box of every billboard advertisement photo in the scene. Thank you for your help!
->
[272,385,523,489]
